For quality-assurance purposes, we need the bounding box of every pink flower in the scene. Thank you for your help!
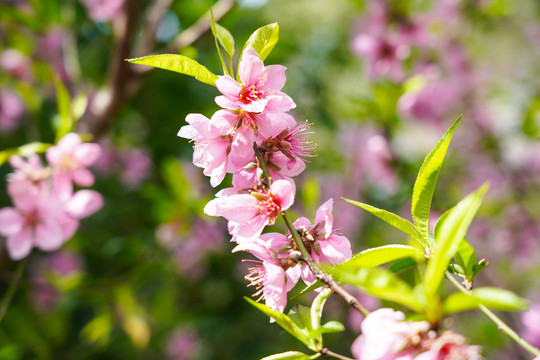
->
[166,328,201,360]
[233,234,301,313]
[351,308,420,360]
[59,190,104,239]
[293,199,352,284]
[521,303,540,349]
[0,89,24,132]
[415,332,482,360]
[178,111,236,187]
[80,0,126,22]
[46,132,101,188]
[0,192,66,260]
[215,46,295,114]
[204,179,295,243]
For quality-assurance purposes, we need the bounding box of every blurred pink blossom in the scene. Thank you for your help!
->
[521,303,540,348]
[1,49,32,81]
[0,90,24,132]
[166,328,201,360]
[80,0,125,22]
[119,148,151,188]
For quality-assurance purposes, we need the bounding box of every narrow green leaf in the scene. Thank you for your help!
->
[215,23,235,59]
[310,288,332,344]
[411,116,461,241]
[70,92,88,122]
[442,287,529,315]
[0,142,52,166]
[424,183,489,297]
[54,77,73,141]
[127,55,218,86]
[344,244,424,269]
[291,281,325,299]
[245,298,316,351]
[344,199,424,243]
[242,22,279,62]
[313,321,345,336]
[326,266,422,312]
[453,239,477,281]
[210,11,229,75]
[261,351,320,360]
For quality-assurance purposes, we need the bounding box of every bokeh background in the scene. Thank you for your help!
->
[1,0,540,359]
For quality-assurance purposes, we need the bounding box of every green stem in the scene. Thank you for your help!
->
[253,143,369,317]
[446,272,540,357]
[0,258,28,324]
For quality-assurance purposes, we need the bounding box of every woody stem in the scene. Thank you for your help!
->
[253,143,370,317]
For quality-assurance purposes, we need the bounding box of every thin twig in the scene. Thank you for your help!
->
[320,348,355,360]
[446,272,540,357]
[0,258,28,324]
[253,144,370,317]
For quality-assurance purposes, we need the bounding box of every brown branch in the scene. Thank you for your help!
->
[253,145,370,317]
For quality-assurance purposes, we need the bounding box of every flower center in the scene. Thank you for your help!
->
[239,84,266,104]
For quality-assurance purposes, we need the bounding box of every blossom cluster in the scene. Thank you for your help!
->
[178,46,351,312]
[0,133,103,260]
[352,308,483,360]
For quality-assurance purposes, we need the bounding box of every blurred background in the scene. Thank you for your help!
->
[1,0,540,358]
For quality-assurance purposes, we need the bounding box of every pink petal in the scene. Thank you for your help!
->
[264,65,287,91]
[270,179,296,211]
[67,190,104,218]
[34,222,64,251]
[177,124,197,140]
[239,46,265,86]
[57,132,82,151]
[241,99,268,114]
[215,75,242,98]
[318,234,352,264]
[45,146,63,165]
[215,95,240,110]
[58,215,79,239]
[210,110,238,135]
[73,143,101,166]
[71,168,95,186]
[265,92,296,112]
[0,207,24,236]
[262,261,287,313]
[315,199,334,238]
[6,227,33,260]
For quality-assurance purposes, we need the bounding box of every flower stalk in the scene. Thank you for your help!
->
[254,143,370,317]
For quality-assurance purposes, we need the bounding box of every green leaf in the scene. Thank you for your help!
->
[424,183,489,298]
[0,142,52,167]
[442,287,529,315]
[245,298,317,351]
[310,288,332,344]
[389,257,419,273]
[291,280,325,299]
[325,266,422,312]
[453,239,477,281]
[53,77,73,142]
[261,351,320,360]
[242,22,279,62]
[214,23,235,59]
[411,116,461,241]
[127,55,218,86]
[210,11,230,75]
[344,244,424,269]
[313,321,345,336]
[344,199,424,243]
[70,92,88,122]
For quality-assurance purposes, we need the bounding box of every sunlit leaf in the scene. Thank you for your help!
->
[411,117,461,241]
[454,239,477,281]
[344,244,424,269]
[310,288,332,345]
[210,11,230,75]
[313,321,345,336]
[424,183,489,297]
[0,142,52,167]
[344,199,424,244]
[261,351,320,360]
[245,298,317,351]
[442,287,529,315]
[127,55,218,86]
[325,266,422,312]
[242,22,279,62]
